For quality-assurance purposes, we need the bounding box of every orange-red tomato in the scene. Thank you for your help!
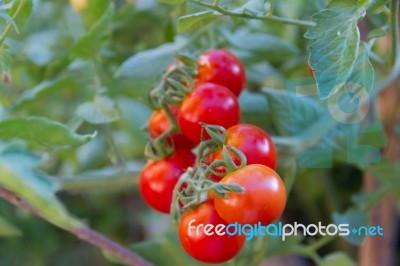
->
[148,106,196,149]
[214,164,286,225]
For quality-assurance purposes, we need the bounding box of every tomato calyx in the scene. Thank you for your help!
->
[145,56,198,160]
[170,123,246,222]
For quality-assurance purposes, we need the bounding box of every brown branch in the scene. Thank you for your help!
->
[0,187,153,266]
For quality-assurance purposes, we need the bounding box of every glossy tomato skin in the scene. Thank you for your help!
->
[178,83,240,144]
[148,106,196,149]
[179,200,246,263]
[139,149,195,214]
[214,164,286,225]
[210,124,277,170]
[197,49,246,97]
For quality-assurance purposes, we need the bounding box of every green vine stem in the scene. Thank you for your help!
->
[188,0,315,27]
[104,124,127,172]
[391,0,399,67]
[0,187,153,266]
[0,0,25,46]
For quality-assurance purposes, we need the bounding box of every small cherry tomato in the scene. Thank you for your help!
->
[139,149,195,214]
[210,124,277,170]
[179,200,246,263]
[198,49,246,97]
[178,83,240,144]
[148,106,196,149]
[214,164,286,225]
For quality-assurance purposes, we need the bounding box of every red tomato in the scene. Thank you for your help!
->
[197,49,246,97]
[178,83,240,144]
[148,106,196,149]
[139,149,195,214]
[214,164,286,225]
[211,124,277,169]
[179,200,246,263]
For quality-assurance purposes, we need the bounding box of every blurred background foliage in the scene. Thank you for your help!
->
[0,0,399,265]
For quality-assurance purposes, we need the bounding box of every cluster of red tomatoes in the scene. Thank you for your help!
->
[139,49,286,263]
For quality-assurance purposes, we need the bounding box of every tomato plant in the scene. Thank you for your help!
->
[0,0,399,266]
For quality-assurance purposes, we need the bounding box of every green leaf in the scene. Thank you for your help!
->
[114,41,185,99]
[0,147,83,229]
[261,88,324,137]
[321,252,356,266]
[0,46,12,74]
[177,11,219,33]
[70,4,114,59]
[305,0,372,98]
[0,215,22,237]
[224,31,299,63]
[0,117,96,147]
[0,10,18,33]
[115,43,177,79]
[158,0,185,5]
[10,0,33,32]
[76,96,120,124]
[10,77,75,110]
[239,91,274,131]
[368,28,387,40]
[333,208,368,245]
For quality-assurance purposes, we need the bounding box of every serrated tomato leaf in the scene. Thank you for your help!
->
[305,0,373,99]
[70,3,114,59]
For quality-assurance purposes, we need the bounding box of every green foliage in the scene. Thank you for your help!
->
[76,96,120,124]
[178,11,219,33]
[0,0,398,265]
[305,0,374,98]
[0,143,83,229]
[0,117,96,147]
[70,4,114,60]
[0,215,22,237]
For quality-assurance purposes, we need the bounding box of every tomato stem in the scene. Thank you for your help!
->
[0,0,25,46]
[188,0,315,27]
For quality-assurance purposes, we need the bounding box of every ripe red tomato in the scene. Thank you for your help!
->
[139,149,195,214]
[178,200,246,263]
[214,164,286,225]
[211,124,277,169]
[178,83,240,144]
[148,106,196,149]
[197,49,246,97]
